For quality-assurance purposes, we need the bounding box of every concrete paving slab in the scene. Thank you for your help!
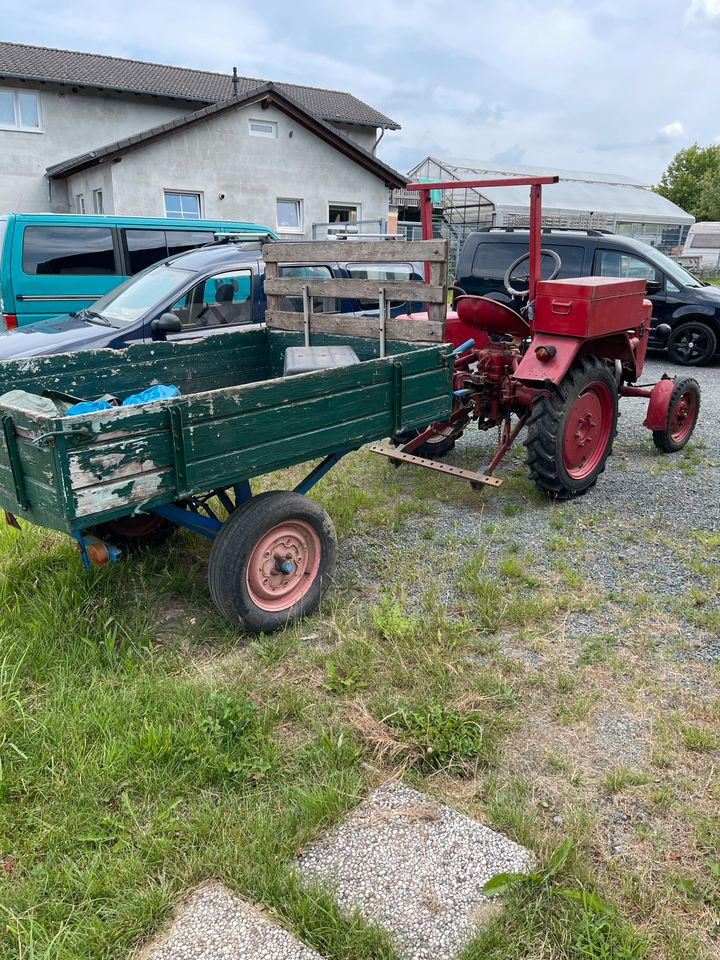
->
[139,884,324,960]
[296,781,531,960]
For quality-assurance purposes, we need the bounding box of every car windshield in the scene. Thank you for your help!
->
[640,245,704,288]
[85,264,193,325]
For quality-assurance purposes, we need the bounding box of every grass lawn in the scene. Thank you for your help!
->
[0,446,718,959]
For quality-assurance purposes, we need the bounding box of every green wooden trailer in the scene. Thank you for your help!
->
[0,240,454,632]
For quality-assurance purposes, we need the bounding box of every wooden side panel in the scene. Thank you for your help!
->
[56,343,452,528]
[0,332,453,534]
[263,240,448,262]
[0,329,271,401]
[265,311,443,342]
[264,277,445,302]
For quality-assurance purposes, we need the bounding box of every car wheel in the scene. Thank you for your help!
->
[666,321,717,366]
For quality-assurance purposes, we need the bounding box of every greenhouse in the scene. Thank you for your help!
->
[394,157,694,257]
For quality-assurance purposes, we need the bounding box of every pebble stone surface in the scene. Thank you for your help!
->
[296,781,532,960]
[140,885,325,960]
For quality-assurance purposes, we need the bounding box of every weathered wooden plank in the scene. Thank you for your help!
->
[263,240,448,263]
[185,395,451,493]
[0,331,271,399]
[266,312,444,342]
[428,259,449,327]
[72,467,176,520]
[264,277,445,303]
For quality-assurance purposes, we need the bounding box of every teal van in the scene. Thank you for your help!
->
[0,213,276,329]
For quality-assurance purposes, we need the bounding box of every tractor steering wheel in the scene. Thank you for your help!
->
[503,249,562,298]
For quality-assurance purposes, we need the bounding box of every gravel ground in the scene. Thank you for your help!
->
[340,356,720,662]
[296,781,531,960]
[139,885,324,960]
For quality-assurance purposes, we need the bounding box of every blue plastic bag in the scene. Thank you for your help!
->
[65,399,114,417]
[122,384,181,406]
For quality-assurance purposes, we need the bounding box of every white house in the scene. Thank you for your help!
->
[0,42,405,237]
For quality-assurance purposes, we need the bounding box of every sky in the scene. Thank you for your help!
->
[2,0,720,184]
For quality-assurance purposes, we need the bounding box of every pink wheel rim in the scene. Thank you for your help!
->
[669,389,698,443]
[562,382,614,479]
[245,520,321,612]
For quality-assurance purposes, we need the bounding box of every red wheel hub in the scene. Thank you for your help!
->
[246,521,321,612]
[669,389,698,443]
[107,514,166,537]
[562,382,614,479]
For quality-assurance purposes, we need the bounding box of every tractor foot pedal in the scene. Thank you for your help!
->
[368,445,503,489]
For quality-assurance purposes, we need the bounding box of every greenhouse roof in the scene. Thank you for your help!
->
[410,158,693,225]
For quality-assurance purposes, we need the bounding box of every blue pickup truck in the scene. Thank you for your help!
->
[0,240,425,359]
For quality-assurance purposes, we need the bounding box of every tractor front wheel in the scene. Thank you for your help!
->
[526,356,618,499]
[208,490,337,633]
[651,377,700,453]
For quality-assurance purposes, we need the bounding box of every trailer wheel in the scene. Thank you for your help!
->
[652,377,700,453]
[208,491,337,633]
[526,356,618,499]
[92,513,175,549]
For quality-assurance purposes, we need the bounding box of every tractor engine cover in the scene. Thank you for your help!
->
[534,277,647,338]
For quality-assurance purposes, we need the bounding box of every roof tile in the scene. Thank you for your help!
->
[0,40,400,129]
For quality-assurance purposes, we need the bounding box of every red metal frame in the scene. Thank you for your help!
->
[406,175,559,297]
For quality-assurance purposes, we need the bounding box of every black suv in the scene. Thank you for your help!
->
[455,228,720,365]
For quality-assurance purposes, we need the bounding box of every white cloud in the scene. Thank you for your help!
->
[658,122,686,139]
[3,0,720,182]
[686,0,720,23]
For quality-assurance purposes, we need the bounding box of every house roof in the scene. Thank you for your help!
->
[46,83,407,189]
[0,40,400,129]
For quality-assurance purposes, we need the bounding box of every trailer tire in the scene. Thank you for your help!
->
[651,377,700,453]
[91,513,176,550]
[526,355,618,499]
[208,490,337,633]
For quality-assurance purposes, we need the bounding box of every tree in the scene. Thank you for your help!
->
[655,143,720,219]
[696,169,720,221]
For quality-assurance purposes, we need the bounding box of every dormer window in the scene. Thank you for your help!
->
[0,89,41,131]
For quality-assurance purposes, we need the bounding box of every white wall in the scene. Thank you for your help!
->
[106,103,391,237]
[0,82,194,214]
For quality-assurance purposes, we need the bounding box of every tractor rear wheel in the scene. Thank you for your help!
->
[526,356,618,499]
[208,490,337,633]
[651,377,700,452]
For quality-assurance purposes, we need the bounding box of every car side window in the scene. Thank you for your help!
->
[345,262,417,309]
[597,250,660,283]
[22,226,117,275]
[170,270,253,330]
[277,264,337,314]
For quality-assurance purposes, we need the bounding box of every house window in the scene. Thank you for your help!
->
[92,189,104,214]
[249,119,277,138]
[75,194,86,215]
[328,203,360,227]
[164,191,202,220]
[276,199,303,233]
[0,89,41,131]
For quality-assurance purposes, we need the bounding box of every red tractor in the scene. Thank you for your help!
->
[387,175,700,499]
